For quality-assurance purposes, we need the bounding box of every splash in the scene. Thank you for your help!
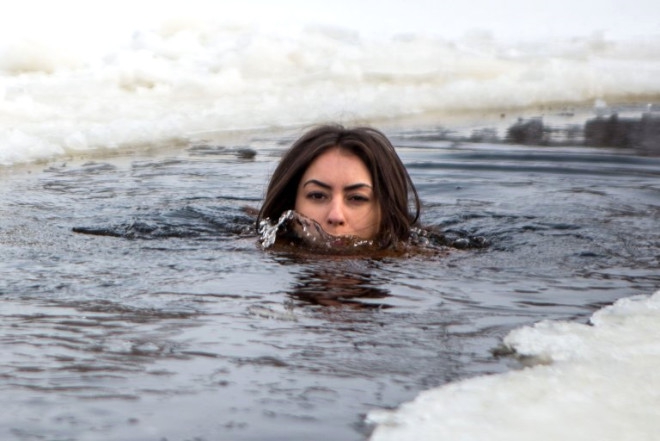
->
[258,210,488,255]
[258,210,376,253]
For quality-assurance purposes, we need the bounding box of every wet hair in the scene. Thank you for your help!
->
[258,124,420,247]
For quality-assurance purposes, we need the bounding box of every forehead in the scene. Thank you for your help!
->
[302,148,371,181]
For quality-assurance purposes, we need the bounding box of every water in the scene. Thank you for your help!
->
[1,2,660,439]
[1,130,658,440]
[368,291,660,441]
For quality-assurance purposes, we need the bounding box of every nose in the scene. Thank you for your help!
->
[326,199,345,227]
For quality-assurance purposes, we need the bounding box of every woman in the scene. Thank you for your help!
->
[257,124,420,250]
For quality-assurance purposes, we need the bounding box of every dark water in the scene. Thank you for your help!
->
[1,131,659,441]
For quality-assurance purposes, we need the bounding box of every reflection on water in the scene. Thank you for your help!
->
[1,131,659,441]
[287,260,392,308]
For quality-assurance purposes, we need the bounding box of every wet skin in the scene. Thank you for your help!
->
[294,148,381,239]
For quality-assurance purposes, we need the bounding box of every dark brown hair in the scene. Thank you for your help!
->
[257,124,420,247]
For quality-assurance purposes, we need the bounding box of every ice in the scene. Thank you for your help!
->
[367,290,660,441]
[1,0,659,166]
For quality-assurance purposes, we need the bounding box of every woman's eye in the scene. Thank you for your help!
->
[348,194,370,203]
[307,192,327,201]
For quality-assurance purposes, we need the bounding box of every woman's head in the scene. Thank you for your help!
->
[258,124,420,247]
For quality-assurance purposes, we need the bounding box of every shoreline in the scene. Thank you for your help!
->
[2,100,659,175]
[377,100,660,150]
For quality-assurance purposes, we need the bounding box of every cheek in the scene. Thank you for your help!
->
[354,204,381,232]
[294,194,316,219]
[373,210,382,231]
[293,187,307,212]
[374,206,382,227]
[369,204,382,234]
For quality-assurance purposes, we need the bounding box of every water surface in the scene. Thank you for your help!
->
[1,132,658,440]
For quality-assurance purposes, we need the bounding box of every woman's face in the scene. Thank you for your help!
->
[295,148,381,239]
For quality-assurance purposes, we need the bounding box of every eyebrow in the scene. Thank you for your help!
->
[302,179,372,191]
